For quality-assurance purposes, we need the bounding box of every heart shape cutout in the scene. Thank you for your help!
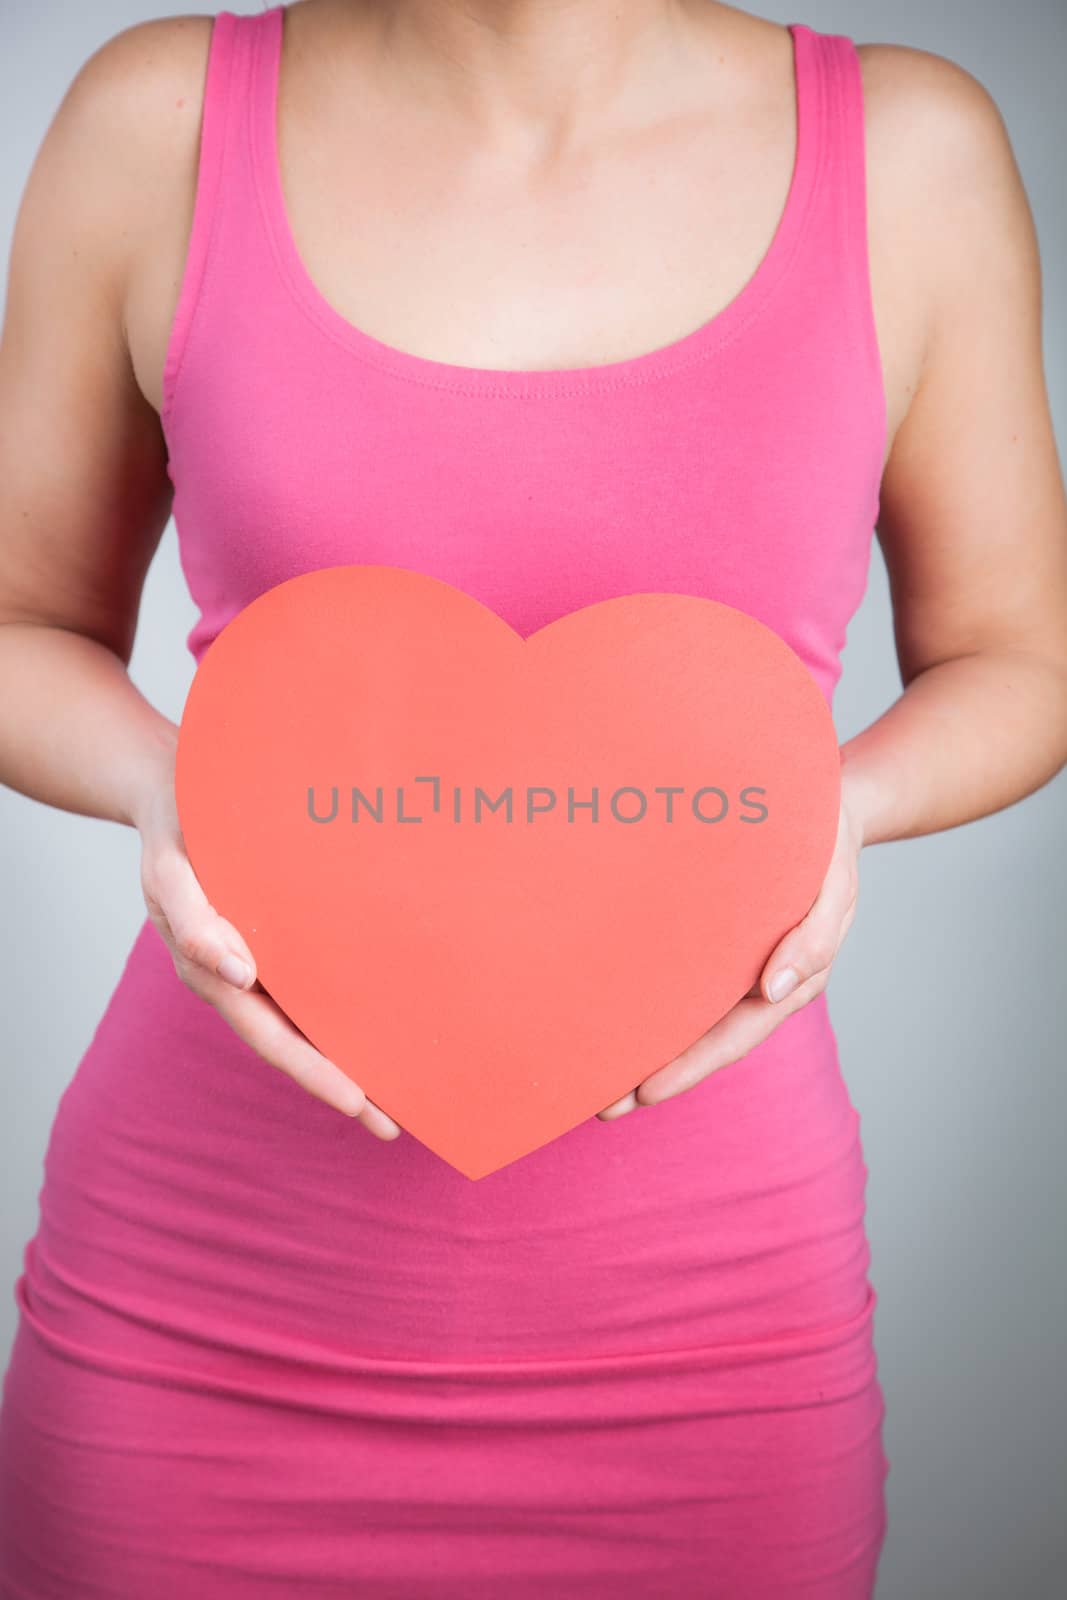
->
[175,564,840,1179]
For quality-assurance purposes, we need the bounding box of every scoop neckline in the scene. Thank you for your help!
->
[250,8,822,398]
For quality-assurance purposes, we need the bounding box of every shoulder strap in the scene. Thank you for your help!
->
[162,11,241,428]
[813,30,885,421]
[162,9,286,434]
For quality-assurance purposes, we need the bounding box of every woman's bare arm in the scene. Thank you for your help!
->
[623,45,1067,1109]
[839,45,1067,848]
[0,18,401,1137]
[0,21,181,827]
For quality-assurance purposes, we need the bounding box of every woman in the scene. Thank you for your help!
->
[0,0,1064,1593]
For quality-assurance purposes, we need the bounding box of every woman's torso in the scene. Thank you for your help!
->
[22,3,891,1386]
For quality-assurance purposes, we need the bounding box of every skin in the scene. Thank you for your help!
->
[1,0,1066,1141]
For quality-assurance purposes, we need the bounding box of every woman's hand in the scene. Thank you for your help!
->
[135,753,402,1141]
[596,772,866,1120]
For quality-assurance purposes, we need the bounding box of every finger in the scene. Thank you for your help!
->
[636,988,809,1107]
[635,994,771,1105]
[638,873,858,1110]
[144,835,400,1139]
[146,839,257,990]
[209,976,402,1137]
[758,853,858,1006]
[596,1089,639,1120]
[356,1096,405,1141]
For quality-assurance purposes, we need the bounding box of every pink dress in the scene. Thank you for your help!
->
[0,8,890,1595]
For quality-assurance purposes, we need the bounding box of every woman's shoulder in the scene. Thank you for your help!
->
[11,14,217,338]
[852,34,1033,448]
[854,33,1021,265]
[11,12,227,421]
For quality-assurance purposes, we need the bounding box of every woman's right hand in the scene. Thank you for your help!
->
[135,748,402,1141]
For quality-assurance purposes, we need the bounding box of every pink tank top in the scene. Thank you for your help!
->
[164,7,885,685]
[22,6,887,1397]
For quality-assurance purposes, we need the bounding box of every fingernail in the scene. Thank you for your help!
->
[217,953,252,988]
[767,966,799,1002]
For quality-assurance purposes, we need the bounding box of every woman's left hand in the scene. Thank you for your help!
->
[596,772,866,1119]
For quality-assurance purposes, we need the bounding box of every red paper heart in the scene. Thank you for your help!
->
[175,564,840,1179]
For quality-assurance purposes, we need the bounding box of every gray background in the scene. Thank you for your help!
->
[1,3,1064,1595]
